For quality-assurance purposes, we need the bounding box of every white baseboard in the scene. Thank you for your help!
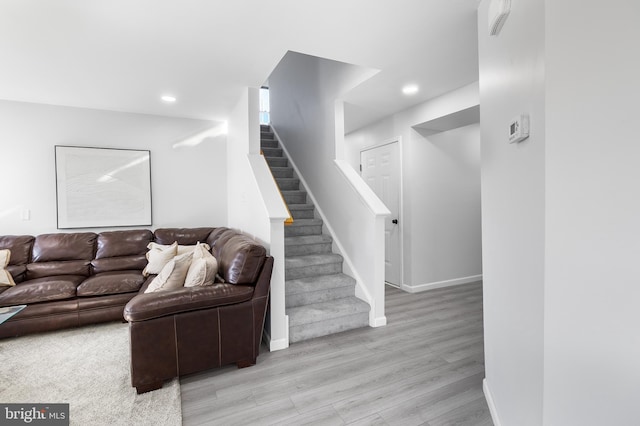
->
[402,274,482,293]
[263,317,290,352]
[370,316,387,327]
[483,378,502,426]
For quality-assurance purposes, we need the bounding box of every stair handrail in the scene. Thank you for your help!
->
[260,148,294,225]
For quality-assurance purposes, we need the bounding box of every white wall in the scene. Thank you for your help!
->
[480,0,640,424]
[0,100,226,235]
[345,83,482,291]
[227,88,270,240]
[477,0,546,424]
[227,88,290,350]
[269,51,389,325]
[543,1,640,424]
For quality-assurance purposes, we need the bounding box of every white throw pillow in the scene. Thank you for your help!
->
[184,243,218,287]
[0,249,15,287]
[143,241,178,277]
[145,251,194,293]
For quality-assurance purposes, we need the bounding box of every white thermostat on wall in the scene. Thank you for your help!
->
[508,114,530,143]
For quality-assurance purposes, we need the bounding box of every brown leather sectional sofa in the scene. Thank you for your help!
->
[0,227,273,393]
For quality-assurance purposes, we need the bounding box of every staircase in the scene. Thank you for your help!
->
[260,124,370,343]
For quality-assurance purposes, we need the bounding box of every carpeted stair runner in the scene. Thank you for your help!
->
[261,124,369,343]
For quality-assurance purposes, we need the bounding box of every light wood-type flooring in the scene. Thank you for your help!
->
[181,282,492,426]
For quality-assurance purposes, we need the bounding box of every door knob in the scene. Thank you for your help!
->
[392,219,398,224]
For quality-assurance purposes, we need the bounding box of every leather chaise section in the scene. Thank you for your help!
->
[124,283,254,322]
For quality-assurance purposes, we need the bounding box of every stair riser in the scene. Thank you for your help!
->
[289,312,369,343]
[285,242,332,256]
[286,263,342,280]
[267,157,288,167]
[290,209,315,219]
[283,192,306,204]
[286,286,355,308]
[263,148,283,157]
[285,225,322,237]
[261,140,278,149]
[276,179,300,190]
[270,168,293,178]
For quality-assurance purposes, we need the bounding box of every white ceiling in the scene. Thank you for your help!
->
[0,0,480,133]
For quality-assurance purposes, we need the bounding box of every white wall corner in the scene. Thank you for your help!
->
[334,99,346,161]
[403,275,483,293]
[483,378,503,426]
[248,87,261,155]
[264,314,290,352]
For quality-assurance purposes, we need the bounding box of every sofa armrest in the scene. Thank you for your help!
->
[123,284,254,322]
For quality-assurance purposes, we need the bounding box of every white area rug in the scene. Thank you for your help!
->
[0,322,182,426]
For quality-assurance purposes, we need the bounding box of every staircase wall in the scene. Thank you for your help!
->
[269,52,388,327]
[227,87,290,350]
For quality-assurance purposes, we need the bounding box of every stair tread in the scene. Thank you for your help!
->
[286,273,355,294]
[287,297,370,326]
[285,235,332,246]
[285,253,343,268]
[288,203,314,209]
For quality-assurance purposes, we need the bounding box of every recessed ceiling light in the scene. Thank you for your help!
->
[161,95,176,103]
[402,84,419,95]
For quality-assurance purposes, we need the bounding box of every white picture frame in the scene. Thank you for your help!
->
[55,146,152,229]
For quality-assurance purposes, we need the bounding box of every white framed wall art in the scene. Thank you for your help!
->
[55,146,152,229]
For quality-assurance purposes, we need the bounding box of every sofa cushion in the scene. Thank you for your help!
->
[6,265,26,283]
[26,233,97,281]
[146,242,210,256]
[0,235,35,265]
[142,241,177,277]
[77,271,146,297]
[217,235,266,285]
[91,255,147,274]
[124,283,254,322]
[209,228,236,259]
[95,230,153,259]
[32,233,97,262]
[27,260,91,280]
[0,275,84,305]
[145,252,193,293]
[154,228,214,245]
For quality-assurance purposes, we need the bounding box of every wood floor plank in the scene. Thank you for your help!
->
[378,373,485,426]
[331,359,485,424]
[181,284,493,426]
[276,405,345,426]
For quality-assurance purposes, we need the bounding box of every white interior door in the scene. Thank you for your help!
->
[360,141,401,286]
